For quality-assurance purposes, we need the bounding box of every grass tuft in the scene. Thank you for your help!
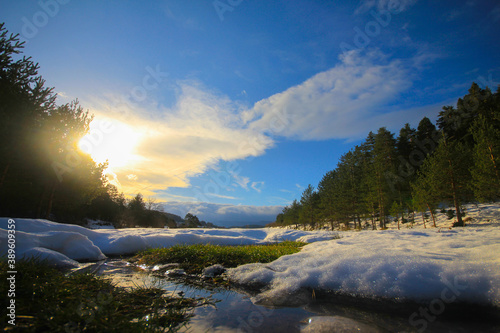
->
[134,241,307,274]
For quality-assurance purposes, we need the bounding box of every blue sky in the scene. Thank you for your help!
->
[1,0,499,226]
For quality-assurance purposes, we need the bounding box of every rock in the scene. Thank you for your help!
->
[202,264,226,278]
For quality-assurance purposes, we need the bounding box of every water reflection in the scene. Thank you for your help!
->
[73,260,499,332]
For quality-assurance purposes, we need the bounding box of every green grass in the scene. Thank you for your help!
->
[134,241,307,274]
[0,259,201,332]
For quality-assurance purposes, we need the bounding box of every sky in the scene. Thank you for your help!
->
[1,0,499,226]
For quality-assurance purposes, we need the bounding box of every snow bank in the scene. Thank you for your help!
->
[0,218,336,266]
[227,227,500,307]
[0,227,105,268]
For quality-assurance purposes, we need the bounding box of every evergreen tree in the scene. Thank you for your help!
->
[184,213,201,228]
[411,169,438,228]
[470,115,500,201]
[415,117,440,162]
[336,148,365,229]
[299,184,319,229]
[396,123,418,219]
[372,127,398,228]
[0,24,56,191]
[437,83,497,146]
[35,101,104,220]
[282,199,302,227]
[415,136,472,226]
[317,170,340,230]
[360,132,379,229]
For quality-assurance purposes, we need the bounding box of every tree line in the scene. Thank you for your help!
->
[273,83,500,230]
[0,23,213,229]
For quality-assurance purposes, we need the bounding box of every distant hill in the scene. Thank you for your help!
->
[161,212,184,223]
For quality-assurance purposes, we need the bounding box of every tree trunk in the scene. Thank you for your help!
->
[426,203,437,227]
[421,211,427,229]
[443,137,463,227]
[449,170,463,226]
[487,143,500,182]
[371,204,376,230]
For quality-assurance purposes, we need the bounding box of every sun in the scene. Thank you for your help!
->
[78,117,143,169]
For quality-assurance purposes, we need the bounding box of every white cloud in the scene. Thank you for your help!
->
[206,193,239,200]
[87,83,273,197]
[245,50,415,140]
[229,171,251,190]
[251,181,265,193]
[85,49,440,201]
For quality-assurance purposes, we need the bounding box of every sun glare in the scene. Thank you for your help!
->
[79,117,143,169]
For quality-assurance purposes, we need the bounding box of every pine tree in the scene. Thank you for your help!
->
[394,124,419,223]
[317,170,341,230]
[299,184,319,229]
[360,132,379,229]
[415,136,472,227]
[283,199,302,227]
[470,115,500,201]
[411,169,438,228]
[373,128,398,228]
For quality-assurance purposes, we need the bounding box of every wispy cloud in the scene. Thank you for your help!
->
[229,171,251,190]
[206,193,239,200]
[251,181,265,193]
[245,49,417,140]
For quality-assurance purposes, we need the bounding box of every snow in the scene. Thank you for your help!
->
[0,218,335,268]
[1,204,499,307]
[228,227,500,307]
[228,204,500,307]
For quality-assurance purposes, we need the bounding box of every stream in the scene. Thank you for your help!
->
[71,259,500,332]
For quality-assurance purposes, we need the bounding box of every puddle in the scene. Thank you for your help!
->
[71,259,500,332]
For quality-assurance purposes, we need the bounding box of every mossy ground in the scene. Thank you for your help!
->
[133,241,307,274]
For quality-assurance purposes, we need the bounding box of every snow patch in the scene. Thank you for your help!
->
[228,227,500,307]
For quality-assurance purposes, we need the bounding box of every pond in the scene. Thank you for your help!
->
[72,259,499,332]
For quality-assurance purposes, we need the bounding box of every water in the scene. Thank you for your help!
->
[72,259,500,332]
